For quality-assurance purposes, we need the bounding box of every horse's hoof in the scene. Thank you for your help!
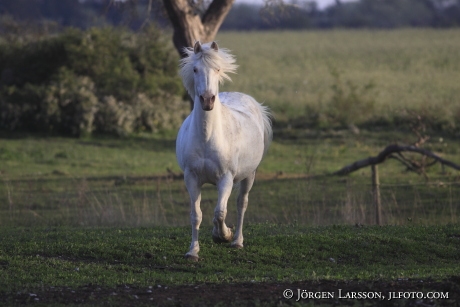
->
[212,232,233,244]
[185,254,199,262]
[231,243,244,249]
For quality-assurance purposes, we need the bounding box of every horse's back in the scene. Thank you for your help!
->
[219,92,258,114]
[220,92,272,155]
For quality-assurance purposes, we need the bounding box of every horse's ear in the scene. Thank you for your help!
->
[194,41,202,54]
[211,41,219,52]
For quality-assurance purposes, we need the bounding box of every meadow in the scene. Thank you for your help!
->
[2,225,460,306]
[217,29,460,131]
[1,131,459,228]
[1,29,460,306]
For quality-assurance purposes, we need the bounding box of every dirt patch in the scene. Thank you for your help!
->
[3,278,459,306]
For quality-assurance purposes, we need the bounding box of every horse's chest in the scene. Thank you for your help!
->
[187,145,232,183]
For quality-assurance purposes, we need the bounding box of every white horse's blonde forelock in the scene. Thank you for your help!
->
[180,42,238,98]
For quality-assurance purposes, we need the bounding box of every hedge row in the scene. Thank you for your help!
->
[0,26,187,136]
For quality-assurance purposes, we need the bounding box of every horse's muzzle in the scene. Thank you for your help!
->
[200,93,215,111]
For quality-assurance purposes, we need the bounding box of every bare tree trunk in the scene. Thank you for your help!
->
[163,0,234,110]
[163,0,235,57]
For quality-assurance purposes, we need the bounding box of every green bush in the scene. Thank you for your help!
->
[46,68,99,136]
[0,26,187,136]
[301,69,376,130]
[322,69,376,128]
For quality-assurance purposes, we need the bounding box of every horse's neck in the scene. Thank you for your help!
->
[192,96,224,141]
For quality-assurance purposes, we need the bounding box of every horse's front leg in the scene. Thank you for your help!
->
[212,174,233,243]
[184,171,202,261]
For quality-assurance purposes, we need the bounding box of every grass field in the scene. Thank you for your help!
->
[1,224,460,306]
[1,131,459,228]
[1,29,460,306]
[216,29,460,131]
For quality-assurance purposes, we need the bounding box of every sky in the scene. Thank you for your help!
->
[236,0,357,10]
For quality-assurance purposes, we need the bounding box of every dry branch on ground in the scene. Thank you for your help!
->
[333,144,460,176]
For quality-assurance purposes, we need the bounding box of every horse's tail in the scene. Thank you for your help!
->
[259,104,273,157]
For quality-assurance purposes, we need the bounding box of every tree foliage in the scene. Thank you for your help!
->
[0,26,187,136]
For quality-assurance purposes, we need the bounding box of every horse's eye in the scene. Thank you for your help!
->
[193,68,197,73]
[216,68,220,73]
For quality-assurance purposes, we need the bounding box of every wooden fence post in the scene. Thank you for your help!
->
[371,164,382,225]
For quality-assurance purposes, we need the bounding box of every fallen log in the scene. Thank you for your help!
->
[333,144,460,176]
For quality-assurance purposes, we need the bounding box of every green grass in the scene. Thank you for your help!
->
[2,172,459,228]
[0,134,180,179]
[1,224,459,305]
[1,29,460,305]
[1,131,459,228]
[1,225,459,286]
[1,130,458,179]
[216,29,460,130]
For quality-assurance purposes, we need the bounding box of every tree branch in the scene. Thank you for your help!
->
[162,0,233,58]
[333,144,460,176]
[202,0,234,37]
[163,0,203,57]
[388,154,420,173]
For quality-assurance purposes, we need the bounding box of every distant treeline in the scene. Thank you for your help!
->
[0,0,459,31]
[0,0,168,31]
[223,0,460,30]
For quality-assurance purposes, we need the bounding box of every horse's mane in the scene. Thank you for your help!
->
[180,42,238,98]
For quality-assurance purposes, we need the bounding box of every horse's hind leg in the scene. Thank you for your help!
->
[212,174,234,243]
[231,171,255,249]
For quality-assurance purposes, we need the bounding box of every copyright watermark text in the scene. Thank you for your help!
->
[282,289,449,301]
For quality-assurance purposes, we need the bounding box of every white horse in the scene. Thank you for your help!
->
[176,41,272,261]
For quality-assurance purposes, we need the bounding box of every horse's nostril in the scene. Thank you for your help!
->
[200,95,204,103]
[211,95,215,103]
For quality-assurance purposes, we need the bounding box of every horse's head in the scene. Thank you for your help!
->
[180,41,237,112]
[193,41,220,111]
